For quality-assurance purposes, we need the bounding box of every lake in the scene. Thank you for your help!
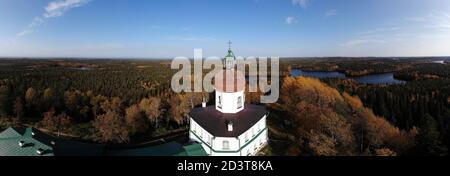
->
[70,67,94,71]
[291,69,346,79]
[291,69,406,85]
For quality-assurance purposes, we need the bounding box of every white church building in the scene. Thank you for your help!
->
[188,46,268,156]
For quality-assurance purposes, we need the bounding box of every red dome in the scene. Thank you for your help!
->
[214,70,246,93]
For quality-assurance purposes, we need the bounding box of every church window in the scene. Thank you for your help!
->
[223,140,230,150]
[217,96,222,109]
[252,127,255,137]
[237,96,242,109]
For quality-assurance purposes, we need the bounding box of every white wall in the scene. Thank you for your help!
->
[189,115,268,156]
[210,137,240,156]
[190,119,214,154]
[238,115,268,156]
[215,90,245,113]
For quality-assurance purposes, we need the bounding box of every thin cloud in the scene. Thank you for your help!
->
[340,11,450,48]
[17,29,33,37]
[286,16,298,25]
[16,0,91,38]
[150,25,161,29]
[44,0,90,18]
[29,17,45,28]
[424,11,450,30]
[325,9,338,18]
[405,11,450,31]
[181,27,191,31]
[292,0,310,9]
[168,36,216,41]
[343,28,398,47]
[341,39,387,47]
[358,27,400,35]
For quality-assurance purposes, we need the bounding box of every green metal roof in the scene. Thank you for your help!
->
[0,127,22,138]
[225,49,235,58]
[1,127,205,156]
[0,127,54,156]
[177,143,208,156]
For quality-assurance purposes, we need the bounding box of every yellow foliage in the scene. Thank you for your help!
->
[277,76,415,156]
[375,148,397,156]
[362,108,415,151]
[343,92,363,111]
[307,130,338,156]
[282,76,343,108]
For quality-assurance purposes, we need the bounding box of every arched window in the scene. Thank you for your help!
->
[217,96,222,109]
[223,140,230,150]
[199,129,203,139]
[252,127,255,137]
[237,96,242,109]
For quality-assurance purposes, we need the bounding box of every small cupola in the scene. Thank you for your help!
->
[224,40,236,70]
[36,148,44,155]
[18,140,26,147]
[202,97,207,108]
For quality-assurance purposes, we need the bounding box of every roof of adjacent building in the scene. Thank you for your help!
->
[189,104,267,137]
[0,127,54,156]
[106,142,207,156]
[176,143,208,156]
[0,127,105,156]
[1,127,204,156]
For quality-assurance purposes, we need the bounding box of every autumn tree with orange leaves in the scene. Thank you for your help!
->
[275,76,416,156]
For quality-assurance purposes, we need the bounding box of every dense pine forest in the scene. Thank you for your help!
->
[0,58,449,156]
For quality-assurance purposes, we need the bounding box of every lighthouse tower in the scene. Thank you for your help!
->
[188,43,268,156]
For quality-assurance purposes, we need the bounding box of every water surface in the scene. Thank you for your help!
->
[291,69,406,85]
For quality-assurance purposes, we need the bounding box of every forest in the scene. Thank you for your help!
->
[272,57,449,156]
[0,58,449,156]
[0,59,200,144]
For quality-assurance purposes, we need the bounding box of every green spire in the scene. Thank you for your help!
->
[224,40,235,70]
[225,40,235,58]
[226,49,235,58]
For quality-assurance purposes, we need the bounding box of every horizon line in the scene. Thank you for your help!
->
[1,56,450,60]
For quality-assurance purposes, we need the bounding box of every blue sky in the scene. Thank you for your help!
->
[0,0,449,58]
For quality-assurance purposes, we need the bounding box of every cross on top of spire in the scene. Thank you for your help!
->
[228,40,232,50]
